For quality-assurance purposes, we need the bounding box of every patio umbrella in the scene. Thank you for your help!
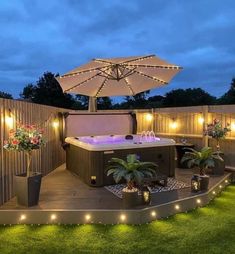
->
[56,55,182,111]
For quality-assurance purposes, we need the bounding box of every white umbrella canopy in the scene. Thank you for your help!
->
[56,55,182,110]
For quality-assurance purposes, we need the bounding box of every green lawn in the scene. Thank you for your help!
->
[0,185,235,254]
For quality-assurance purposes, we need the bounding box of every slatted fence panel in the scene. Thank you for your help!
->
[0,98,67,205]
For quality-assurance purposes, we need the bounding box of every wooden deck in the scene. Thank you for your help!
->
[0,164,230,210]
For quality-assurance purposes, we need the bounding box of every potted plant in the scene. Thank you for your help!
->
[4,124,45,206]
[205,119,231,151]
[106,154,157,208]
[181,147,223,191]
[205,119,230,174]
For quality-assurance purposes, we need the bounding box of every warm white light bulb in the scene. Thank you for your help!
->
[145,113,153,122]
[51,214,57,220]
[85,214,91,221]
[175,204,180,210]
[5,116,14,129]
[52,120,59,128]
[231,123,235,131]
[120,214,126,222]
[198,117,204,124]
[196,199,201,204]
[171,121,177,129]
[20,214,26,221]
[151,211,156,217]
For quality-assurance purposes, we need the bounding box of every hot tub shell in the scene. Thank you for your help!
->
[65,136,176,187]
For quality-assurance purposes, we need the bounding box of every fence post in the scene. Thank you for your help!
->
[202,105,209,147]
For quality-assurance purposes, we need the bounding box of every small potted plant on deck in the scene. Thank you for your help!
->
[4,124,45,206]
[205,119,230,175]
[106,154,157,208]
[181,147,223,191]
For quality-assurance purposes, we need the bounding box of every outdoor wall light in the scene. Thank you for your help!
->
[50,214,57,220]
[90,176,97,185]
[170,120,177,129]
[20,214,26,221]
[198,116,205,124]
[52,119,59,128]
[5,109,14,129]
[219,185,222,189]
[120,214,126,222]
[225,180,228,183]
[85,214,91,221]
[151,211,156,217]
[231,123,235,131]
[175,204,180,210]
[191,175,201,192]
[212,191,216,195]
[145,113,153,122]
[142,186,151,205]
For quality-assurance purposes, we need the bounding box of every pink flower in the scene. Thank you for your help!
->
[31,138,39,144]
[12,139,19,145]
[4,140,8,145]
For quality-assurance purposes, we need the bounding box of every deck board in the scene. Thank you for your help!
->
[0,164,228,210]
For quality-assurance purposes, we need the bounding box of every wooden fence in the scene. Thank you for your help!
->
[1,99,235,206]
[135,105,235,168]
[0,98,67,205]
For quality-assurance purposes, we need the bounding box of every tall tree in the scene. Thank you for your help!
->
[20,72,78,109]
[163,88,216,107]
[97,97,113,110]
[0,91,13,99]
[118,91,150,109]
[218,78,235,104]
[147,95,165,108]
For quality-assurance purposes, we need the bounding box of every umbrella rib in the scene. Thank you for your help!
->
[95,77,109,97]
[94,55,155,65]
[93,59,114,65]
[125,66,168,85]
[64,72,101,93]
[120,55,155,64]
[61,66,109,78]
[123,78,135,96]
[124,64,182,70]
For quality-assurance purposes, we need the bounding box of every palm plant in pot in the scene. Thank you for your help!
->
[106,154,157,208]
[181,147,223,191]
[4,124,45,206]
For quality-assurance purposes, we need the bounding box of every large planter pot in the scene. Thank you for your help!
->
[213,152,225,175]
[199,174,210,191]
[14,173,42,207]
[122,189,139,208]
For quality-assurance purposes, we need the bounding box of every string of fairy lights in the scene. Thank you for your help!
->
[59,55,181,96]
[1,108,60,130]
[142,112,235,133]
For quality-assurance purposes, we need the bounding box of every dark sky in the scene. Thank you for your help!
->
[0,0,235,101]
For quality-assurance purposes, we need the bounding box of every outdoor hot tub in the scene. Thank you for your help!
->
[65,134,176,187]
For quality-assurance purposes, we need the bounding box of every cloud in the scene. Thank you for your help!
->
[0,0,235,99]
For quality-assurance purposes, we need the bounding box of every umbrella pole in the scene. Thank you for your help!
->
[88,96,97,112]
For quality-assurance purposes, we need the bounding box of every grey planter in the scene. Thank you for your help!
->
[14,173,42,207]
[122,190,139,208]
[213,152,225,175]
[199,175,210,191]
